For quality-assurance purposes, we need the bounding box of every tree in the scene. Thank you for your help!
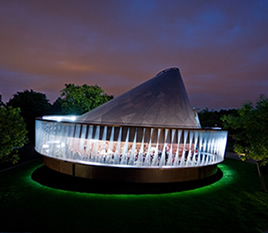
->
[0,95,4,107]
[198,108,238,128]
[7,90,52,144]
[50,97,63,115]
[0,105,28,165]
[222,95,268,192]
[198,108,239,150]
[54,84,113,115]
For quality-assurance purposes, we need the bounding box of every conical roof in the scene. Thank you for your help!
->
[77,67,199,128]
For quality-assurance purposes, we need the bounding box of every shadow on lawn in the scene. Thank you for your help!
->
[31,165,223,194]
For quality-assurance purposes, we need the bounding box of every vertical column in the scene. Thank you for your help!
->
[152,129,161,166]
[201,131,208,165]
[128,129,137,165]
[191,131,199,166]
[144,128,153,166]
[92,126,100,162]
[62,124,70,159]
[166,129,175,166]
[99,126,107,163]
[106,126,114,164]
[136,128,145,166]
[186,131,194,166]
[159,129,169,166]
[85,125,93,161]
[180,130,188,167]
[173,130,182,166]
[114,127,122,164]
[73,124,82,160]
[79,124,87,159]
[120,128,129,165]
[48,122,57,157]
[197,131,203,166]
[35,120,43,154]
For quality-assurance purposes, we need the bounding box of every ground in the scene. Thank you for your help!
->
[0,156,268,233]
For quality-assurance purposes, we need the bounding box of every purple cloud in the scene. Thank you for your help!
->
[0,0,267,109]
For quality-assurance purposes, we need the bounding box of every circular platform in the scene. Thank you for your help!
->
[42,155,219,183]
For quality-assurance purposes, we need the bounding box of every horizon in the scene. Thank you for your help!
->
[1,0,267,109]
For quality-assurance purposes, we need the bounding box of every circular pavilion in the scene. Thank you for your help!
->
[35,68,228,183]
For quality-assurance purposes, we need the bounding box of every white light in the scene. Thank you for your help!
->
[56,117,62,122]
[36,119,228,168]
[42,115,77,122]
[70,116,76,121]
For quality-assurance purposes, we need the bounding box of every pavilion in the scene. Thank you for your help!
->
[35,67,227,183]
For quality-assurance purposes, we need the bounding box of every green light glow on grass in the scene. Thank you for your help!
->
[26,161,238,199]
[1,159,268,233]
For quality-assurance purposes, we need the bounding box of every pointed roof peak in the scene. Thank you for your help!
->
[77,68,199,128]
[156,67,179,76]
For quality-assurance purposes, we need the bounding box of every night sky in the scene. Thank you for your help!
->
[0,0,267,109]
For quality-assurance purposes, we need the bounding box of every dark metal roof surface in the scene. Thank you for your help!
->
[77,67,199,128]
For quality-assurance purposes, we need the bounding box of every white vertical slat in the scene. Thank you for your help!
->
[159,129,169,166]
[128,129,137,165]
[136,128,145,166]
[144,128,153,166]
[120,128,130,165]
[114,127,122,164]
[166,129,175,166]
[152,129,161,166]
[92,126,100,162]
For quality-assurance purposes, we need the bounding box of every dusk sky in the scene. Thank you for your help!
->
[0,0,267,109]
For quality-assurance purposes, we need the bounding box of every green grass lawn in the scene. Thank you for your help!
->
[0,158,267,233]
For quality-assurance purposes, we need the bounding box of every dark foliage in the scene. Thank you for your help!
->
[7,90,51,144]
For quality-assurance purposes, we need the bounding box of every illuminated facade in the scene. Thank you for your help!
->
[35,68,228,183]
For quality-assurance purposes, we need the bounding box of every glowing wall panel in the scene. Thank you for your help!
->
[36,118,228,168]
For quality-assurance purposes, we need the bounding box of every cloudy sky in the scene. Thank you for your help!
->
[0,0,267,109]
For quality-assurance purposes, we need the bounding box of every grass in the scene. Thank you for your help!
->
[0,158,268,233]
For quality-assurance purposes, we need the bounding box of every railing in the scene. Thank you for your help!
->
[35,117,228,168]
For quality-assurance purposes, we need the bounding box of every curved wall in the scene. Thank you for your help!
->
[42,155,219,183]
[36,118,227,183]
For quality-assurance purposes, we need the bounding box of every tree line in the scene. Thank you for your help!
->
[0,84,113,167]
[0,85,267,191]
[199,96,268,192]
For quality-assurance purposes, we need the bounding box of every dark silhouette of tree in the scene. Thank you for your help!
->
[50,97,63,115]
[7,90,51,144]
[0,104,28,165]
[52,84,113,115]
[198,108,238,128]
[198,108,238,151]
[0,95,4,107]
[222,95,268,192]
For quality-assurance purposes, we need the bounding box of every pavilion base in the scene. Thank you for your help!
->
[42,155,219,183]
